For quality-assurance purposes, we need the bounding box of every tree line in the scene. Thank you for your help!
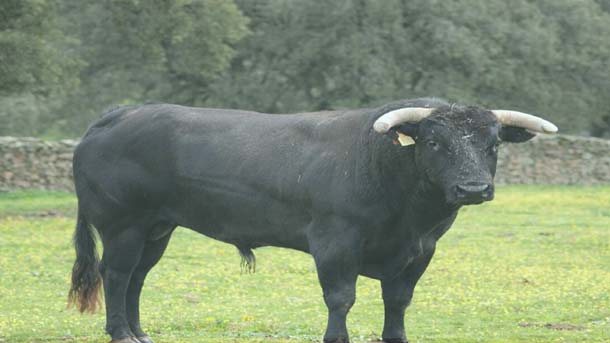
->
[1,0,610,138]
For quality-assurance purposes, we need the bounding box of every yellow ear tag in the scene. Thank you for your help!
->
[397,132,416,146]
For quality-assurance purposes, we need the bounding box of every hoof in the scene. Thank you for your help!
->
[109,337,140,343]
[136,336,154,343]
[323,338,349,343]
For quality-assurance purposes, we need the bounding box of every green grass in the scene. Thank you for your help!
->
[0,186,609,343]
[0,191,76,217]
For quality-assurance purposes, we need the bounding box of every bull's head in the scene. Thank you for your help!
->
[374,105,558,206]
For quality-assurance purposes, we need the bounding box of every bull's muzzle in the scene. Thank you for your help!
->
[454,182,494,205]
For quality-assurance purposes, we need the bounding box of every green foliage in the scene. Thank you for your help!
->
[211,0,413,112]
[0,0,81,96]
[2,0,610,137]
[50,0,249,134]
[0,0,82,137]
[211,0,610,134]
[0,186,609,342]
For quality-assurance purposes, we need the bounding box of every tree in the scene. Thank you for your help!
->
[211,0,610,134]
[3,0,610,137]
[54,0,249,134]
[0,0,82,136]
[210,0,409,112]
[0,0,81,96]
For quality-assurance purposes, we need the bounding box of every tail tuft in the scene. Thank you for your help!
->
[237,246,256,274]
[67,211,102,313]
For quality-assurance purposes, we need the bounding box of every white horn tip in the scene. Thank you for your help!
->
[542,122,559,134]
[374,121,390,133]
[493,110,559,134]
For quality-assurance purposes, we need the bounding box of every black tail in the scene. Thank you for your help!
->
[67,209,102,313]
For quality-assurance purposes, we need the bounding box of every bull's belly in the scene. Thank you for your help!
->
[164,183,312,252]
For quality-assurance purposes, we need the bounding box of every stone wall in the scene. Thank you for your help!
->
[1,134,609,192]
[496,135,610,185]
[0,137,77,192]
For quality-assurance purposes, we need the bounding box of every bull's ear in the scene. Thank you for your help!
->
[391,123,419,146]
[500,126,536,143]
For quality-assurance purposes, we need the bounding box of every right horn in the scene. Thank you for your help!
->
[373,107,436,133]
[491,110,558,134]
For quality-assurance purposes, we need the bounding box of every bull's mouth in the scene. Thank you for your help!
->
[455,195,494,206]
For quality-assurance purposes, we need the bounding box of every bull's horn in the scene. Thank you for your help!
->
[373,107,435,133]
[492,110,558,134]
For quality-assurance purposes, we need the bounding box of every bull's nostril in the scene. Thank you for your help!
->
[456,183,489,193]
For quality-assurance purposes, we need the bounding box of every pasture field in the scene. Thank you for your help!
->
[0,186,609,343]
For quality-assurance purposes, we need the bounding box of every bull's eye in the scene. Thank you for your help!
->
[427,140,440,151]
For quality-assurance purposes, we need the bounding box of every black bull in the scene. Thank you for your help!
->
[68,98,548,343]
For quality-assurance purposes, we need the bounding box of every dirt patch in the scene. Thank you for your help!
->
[0,210,74,219]
[29,210,68,217]
[518,322,584,331]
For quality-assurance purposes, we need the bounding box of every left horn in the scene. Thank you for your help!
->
[492,110,558,134]
[373,107,435,133]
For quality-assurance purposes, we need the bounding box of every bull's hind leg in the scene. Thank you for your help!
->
[99,227,147,343]
[126,229,175,343]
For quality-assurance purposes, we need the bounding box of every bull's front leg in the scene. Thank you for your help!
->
[380,247,435,343]
[309,218,361,343]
